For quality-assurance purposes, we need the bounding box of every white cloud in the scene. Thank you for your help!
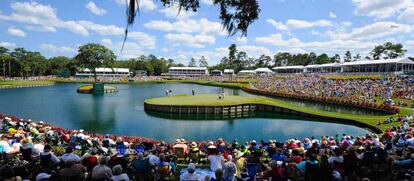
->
[329,12,337,18]
[331,21,412,40]
[113,0,156,11]
[160,5,196,19]
[0,41,16,49]
[128,32,157,49]
[77,20,123,35]
[200,0,213,5]
[25,25,56,32]
[7,27,26,37]
[352,0,413,19]
[256,34,302,47]
[40,43,76,53]
[238,45,272,57]
[266,18,332,30]
[266,19,288,31]
[165,33,215,48]
[85,2,107,15]
[398,7,414,23]
[144,18,225,35]
[286,19,332,29]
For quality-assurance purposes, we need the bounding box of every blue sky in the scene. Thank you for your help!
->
[1,0,414,65]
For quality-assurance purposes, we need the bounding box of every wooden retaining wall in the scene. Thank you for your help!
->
[144,102,383,133]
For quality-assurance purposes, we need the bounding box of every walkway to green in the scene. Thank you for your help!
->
[145,94,406,131]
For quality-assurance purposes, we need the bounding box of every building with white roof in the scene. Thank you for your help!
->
[255,68,273,74]
[223,69,235,75]
[238,70,256,76]
[76,68,131,77]
[341,58,414,73]
[273,66,305,74]
[305,63,341,73]
[167,67,209,76]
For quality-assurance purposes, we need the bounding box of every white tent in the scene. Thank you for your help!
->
[341,58,414,73]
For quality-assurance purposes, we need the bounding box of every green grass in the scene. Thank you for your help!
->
[146,94,414,131]
[0,80,54,87]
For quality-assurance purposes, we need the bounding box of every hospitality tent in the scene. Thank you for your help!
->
[238,70,256,76]
[272,66,305,74]
[340,58,414,73]
[255,68,274,74]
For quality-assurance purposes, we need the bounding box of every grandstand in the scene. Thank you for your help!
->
[75,68,131,77]
[272,58,414,74]
[167,67,209,76]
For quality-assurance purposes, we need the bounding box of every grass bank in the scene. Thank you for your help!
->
[0,80,54,88]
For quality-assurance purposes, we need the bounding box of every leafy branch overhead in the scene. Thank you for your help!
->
[122,0,260,51]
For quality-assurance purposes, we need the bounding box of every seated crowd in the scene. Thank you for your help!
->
[0,113,414,181]
[254,75,414,108]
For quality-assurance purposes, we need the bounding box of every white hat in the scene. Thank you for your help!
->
[251,140,256,144]
[36,173,51,181]
[188,163,196,170]
[39,121,44,124]
[5,117,11,121]
[79,129,84,133]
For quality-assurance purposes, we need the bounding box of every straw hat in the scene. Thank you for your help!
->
[190,142,197,147]
[233,150,244,159]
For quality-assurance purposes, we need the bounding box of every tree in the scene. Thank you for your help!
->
[235,51,248,71]
[344,51,352,62]
[75,43,116,82]
[255,54,271,68]
[370,42,406,60]
[316,54,330,64]
[0,47,10,77]
[273,52,291,66]
[228,44,237,69]
[353,54,361,61]
[330,54,341,63]
[148,55,168,75]
[188,58,197,67]
[198,56,208,67]
[123,0,260,49]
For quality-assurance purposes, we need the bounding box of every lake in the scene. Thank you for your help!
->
[0,83,372,142]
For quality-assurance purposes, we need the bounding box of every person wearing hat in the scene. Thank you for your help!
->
[233,150,246,178]
[20,138,34,164]
[180,163,202,181]
[173,139,189,156]
[81,147,99,172]
[189,142,200,163]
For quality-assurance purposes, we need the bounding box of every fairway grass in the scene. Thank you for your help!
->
[0,80,54,87]
[146,94,410,131]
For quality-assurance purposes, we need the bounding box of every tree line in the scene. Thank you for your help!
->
[0,42,409,77]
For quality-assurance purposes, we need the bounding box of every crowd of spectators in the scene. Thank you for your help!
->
[1,113,414,181]
[254,75,414,108]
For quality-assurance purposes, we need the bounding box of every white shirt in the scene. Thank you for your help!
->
[111,173,130,181]
[208,155,224,171]
[0,140,12,153]
[180,172,203,181]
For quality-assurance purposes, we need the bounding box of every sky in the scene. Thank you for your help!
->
[1,0,414,65]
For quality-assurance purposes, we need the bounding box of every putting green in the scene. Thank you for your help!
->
[145,94,408,131]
